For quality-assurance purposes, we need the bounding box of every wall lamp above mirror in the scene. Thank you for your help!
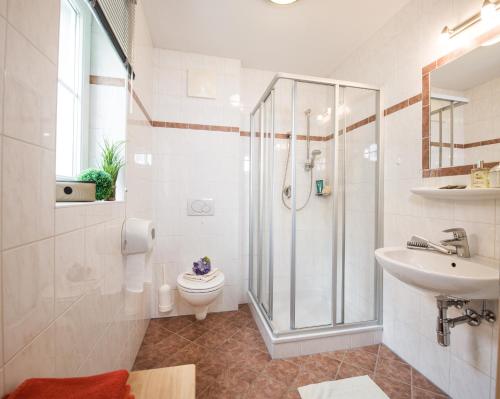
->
[441,0,500,41]
[422,23,500,178]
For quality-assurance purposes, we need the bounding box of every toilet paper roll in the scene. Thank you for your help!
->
[122,218,155,255]
[125,253,146,293]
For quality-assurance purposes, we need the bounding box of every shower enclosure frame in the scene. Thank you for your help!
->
[248,73,384,338]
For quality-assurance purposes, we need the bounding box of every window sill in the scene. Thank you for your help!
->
[55,200,125,209]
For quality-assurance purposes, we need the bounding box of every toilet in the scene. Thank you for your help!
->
[177,271,225,320]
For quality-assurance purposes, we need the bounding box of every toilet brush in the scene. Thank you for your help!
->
[158,264,173,313]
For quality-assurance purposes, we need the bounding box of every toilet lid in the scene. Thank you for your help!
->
[177,272,225,292]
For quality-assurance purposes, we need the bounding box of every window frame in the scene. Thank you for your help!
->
[56,0,91,180]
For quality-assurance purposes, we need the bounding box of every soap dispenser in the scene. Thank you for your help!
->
[470,161,489,188]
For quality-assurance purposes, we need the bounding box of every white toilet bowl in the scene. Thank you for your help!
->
[177,272,225,320]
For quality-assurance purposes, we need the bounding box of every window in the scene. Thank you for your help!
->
[56,0,90,178]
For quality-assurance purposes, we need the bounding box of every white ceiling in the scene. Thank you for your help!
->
[142,0,410,77]
[431,43,500,92]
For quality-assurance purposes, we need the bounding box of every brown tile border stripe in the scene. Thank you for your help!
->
[431,138,500,149]
[423,161,498,178]
[89,75,125,87]
[90,74,153,126]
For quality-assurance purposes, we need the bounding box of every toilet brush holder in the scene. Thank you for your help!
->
[158,264,173,313]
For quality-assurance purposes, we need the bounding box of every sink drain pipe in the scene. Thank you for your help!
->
[436,296,496,347]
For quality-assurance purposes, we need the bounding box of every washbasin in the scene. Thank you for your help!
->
[375,247,499,299]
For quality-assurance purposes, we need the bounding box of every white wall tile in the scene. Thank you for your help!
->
[4,25,57,149]
[2,239,54,362]
[55,204,86,235]
[55,230,86,316]
[7,0,60,64]
[4,325,56,393]
[449,355,491,399]
[2,137,54,249]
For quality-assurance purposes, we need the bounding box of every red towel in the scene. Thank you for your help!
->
[4,370,135,399]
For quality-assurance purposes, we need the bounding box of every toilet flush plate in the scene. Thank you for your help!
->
[187,199,214,216]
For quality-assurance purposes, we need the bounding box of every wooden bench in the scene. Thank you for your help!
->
[127,365,195,399]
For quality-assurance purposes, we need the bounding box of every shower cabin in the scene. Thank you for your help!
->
[248,73,383,356]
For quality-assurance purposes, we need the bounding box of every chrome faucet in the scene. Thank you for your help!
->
[440,228,470,258]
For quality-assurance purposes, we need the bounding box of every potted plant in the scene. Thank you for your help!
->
[100,139,125,201]
[79,169,113,201]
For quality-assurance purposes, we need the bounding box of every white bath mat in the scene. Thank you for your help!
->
[298,375,389,399]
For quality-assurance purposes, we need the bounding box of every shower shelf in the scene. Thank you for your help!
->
[315,192,331,197]
[411,187,500,200]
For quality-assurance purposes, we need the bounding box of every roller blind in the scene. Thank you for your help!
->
[89,0,136,76]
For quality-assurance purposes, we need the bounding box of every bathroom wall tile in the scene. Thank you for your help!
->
[4,324,56,393]
[55,230,86,316]
[417,335,451,393]
[85,202,114,227]
[55,289,106,377]
[4,25,57,149]
[2,137,54,249]
[450,315,493,376]
[2,238,54,362]
[55,204,86,235]
[453,221,495,258]
[449,355,491,399]
[454,200,496,224]
[7,0,60,64]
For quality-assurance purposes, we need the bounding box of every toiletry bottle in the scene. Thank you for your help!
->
[489,163,500,188]
[470,161,489,188]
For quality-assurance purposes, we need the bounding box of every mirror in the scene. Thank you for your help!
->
[426,40,500,172]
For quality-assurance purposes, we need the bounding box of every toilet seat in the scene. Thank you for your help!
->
[177,272,225,293]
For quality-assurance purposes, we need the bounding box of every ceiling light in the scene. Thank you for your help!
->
[269,0,297,4]
[481,0,497,23]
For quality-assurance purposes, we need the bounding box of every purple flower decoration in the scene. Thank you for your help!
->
[193,256,211,275]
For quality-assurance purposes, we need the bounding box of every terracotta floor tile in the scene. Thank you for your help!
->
[142,321,172,344]
[281,389,301,399]
[233,348,271,372]
[163,342,208,367]
[263,359,300,385]
[223,310,253,328]
[194,312,228,330]
[323,350,346,362]
[239,303,251,313]
[204,382,248,399]
[215,363,259,395]
[245,374,288,399]
[133,306,452,399]
[373,375,411,399]
[193,326,238,349]
[290,367,333,389]
[177,323,208,341]
[336,362,372,380]
[412,387,449,398]
[343,349,378,371]
[379,344,407,364]
[155,333,191,353]
[376,357,411,385]
[232,326,267,352]
[359,344,380,355]
[156,315,194,332]
[305,353,341,377]
[412,368,447,396]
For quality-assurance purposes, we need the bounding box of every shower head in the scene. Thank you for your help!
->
[304,108,312,116]
[305,149,321,171]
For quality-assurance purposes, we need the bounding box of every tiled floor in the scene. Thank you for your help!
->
[132,304,449,399]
